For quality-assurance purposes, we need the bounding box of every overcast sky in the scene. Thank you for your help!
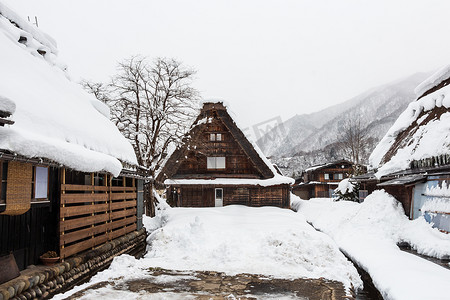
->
[4,0,450,130]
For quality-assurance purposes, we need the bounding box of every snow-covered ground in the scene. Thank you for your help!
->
[292,191,450,300]
[54,204,362,299]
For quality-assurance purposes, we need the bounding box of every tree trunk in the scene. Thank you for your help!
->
[144,182,156,217]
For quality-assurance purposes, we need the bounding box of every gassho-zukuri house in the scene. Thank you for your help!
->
[355,64,450,233]
[156,102,294,208]
[0,3,146,297]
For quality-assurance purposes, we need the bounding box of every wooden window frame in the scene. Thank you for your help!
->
[31,166,49,203]
[209,133,223,142]
[207,157,226,170]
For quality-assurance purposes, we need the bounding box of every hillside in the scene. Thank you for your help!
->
[257,72,429,177]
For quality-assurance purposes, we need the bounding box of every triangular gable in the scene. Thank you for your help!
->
[157,102,275,182]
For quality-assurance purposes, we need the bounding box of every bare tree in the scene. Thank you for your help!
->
[82,56,200,215]
[337,115,375,172]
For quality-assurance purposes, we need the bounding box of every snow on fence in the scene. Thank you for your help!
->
[59,170,138,258]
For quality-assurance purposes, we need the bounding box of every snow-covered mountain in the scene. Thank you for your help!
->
[257,72,430,177]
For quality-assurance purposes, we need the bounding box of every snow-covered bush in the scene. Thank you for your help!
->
[334,178,359,202]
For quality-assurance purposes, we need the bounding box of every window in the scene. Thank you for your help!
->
[32,166,48,200]
[209,133,222,141]
[324,173,330,180]
[335,173,343,180]
[207,157,226,169]
[0,161,7,204]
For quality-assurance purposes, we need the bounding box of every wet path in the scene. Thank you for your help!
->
[66,268,349,300]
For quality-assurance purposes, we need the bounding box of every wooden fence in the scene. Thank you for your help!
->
[59,170,137,259]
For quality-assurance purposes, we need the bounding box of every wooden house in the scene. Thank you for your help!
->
[156,102,294,208]
[355,65,450,232]
[0,2,145,283]
[292,160,359,199]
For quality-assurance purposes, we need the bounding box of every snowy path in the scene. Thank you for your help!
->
[293,191,450,300]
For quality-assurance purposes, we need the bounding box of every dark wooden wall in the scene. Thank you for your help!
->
[174,119,262,178]
[382,186,413,217]
[176,185,290,208]
[0,168,59,270]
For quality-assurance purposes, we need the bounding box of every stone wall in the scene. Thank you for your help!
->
[0,229,146,300]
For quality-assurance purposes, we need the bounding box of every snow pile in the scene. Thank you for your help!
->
[0,95,15,115]
[143,205,361,289]
[414,64,450,98]
[294,191,450,300]
[335,178,354,194]
[0,3,137,176]
[0,3,66,73]
[370,79,450,177]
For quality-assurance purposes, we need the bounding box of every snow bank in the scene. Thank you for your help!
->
[370,82,450,177]
[294,191,450,300]
[0,3,137,176]
[144,205,361,289]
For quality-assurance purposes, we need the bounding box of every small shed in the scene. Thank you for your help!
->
[157,102,294,208]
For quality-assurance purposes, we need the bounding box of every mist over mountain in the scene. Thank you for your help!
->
[257,72,430,177]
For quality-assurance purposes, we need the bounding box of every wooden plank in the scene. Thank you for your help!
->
[110,186,136,192]
[110,223,137,240]
[111,200,137,210]
[110,192,137,200]
[61,193,108,204]
[61,235,95,258]
[61,184,109,192]
[111,208,136,219]
[60,203,108,218]
[60,222,109,246]
[60,231,110,258]
[59,214,109,232]
[111,216,136,230]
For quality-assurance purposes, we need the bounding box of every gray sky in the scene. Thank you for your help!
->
[4,0,450,130]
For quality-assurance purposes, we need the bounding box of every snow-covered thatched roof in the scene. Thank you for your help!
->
[370,65,450,178]
[0,2,137,176]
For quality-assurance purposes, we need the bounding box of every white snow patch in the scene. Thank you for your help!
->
[294,190,450,300]
[415,64,450,98]
[335,178,354,194]
[0,95,15,115]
